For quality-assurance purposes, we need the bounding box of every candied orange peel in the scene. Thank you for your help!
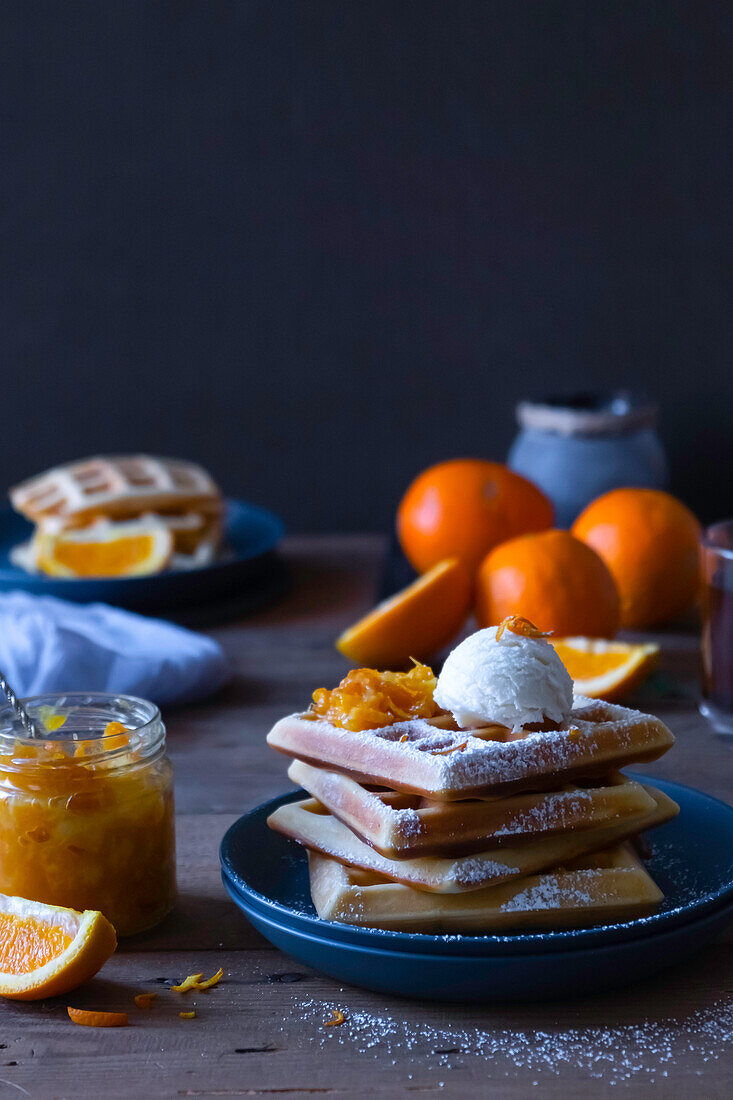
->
[495,616,550,642]
[72,720,131,760]
[67,1007,129,1028]
[310,662,439,732]
[134,992,157,1009]
[325,1008,346,1027]
[45,715,68,732]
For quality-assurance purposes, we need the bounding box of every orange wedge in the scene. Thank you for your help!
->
[0,894,117,1001]
[336,558,472,669]
[551,638,660,701]
[34,520,173,578]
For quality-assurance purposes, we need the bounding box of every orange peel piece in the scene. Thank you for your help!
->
[171,972,203,993]
[430,740,468,756]
[325,1008,346,1027]
[194,967,223,990]
[179,1011,196,1019]
[133,992,157,1009]
[495,616,549,642]
[68,1007,128,1027]
[172,966,224,993]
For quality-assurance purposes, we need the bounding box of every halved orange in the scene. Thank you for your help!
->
[336,558,472,669]
[34,520,173,578]
[551,638,660,702]
[0,893,117,1001]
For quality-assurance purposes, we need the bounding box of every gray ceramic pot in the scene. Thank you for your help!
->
[507,393,668,527]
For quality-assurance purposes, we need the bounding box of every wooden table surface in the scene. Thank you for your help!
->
[2,535,732,1099]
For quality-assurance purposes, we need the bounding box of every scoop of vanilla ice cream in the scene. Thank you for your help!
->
[433,626,573,730]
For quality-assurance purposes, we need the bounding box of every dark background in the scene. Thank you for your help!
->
[3,1,732,532]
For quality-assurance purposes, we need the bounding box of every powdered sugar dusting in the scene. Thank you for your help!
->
[500,869,601,911]
[287,995,733,1086]
[491,788,594,837]
[269,699,673,796]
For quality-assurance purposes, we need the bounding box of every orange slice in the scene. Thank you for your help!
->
[0,894,117,1001]
[34,520,173,578]
[336,558,472,669]
[551,638,660,701]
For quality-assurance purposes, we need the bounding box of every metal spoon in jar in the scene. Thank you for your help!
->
[0,667,43,739]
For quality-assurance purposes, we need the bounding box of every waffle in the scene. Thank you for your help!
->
[267,786,677,892]
[10,455,223,530]
[308,843,664,932]
[267,697,675,801]
[287,759,659,858]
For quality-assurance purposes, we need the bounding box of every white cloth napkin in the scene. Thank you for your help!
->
[0,592,231,706]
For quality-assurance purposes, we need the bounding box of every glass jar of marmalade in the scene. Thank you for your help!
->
[0,693,176,936]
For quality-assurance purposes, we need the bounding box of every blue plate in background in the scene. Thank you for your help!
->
[220,776,733,1001]
[0,500,284,616]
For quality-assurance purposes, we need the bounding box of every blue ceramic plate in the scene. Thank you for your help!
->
[0,500,284,614]
[220,776,733,1001]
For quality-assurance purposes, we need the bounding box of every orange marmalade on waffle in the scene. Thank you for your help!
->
[0,694,176,936]
[310,662,441,732]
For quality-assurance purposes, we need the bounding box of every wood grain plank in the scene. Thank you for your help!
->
[0,946,731,1099]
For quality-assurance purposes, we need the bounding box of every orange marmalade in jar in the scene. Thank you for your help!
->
[0,693,176,936]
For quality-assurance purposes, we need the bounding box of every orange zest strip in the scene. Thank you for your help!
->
[430,740,468,756]
[134,992,157,1009]
[194,967,223,991]
[325,1008,346,1027]
[179,1011,196,1019]
[67,1007,129,1028]
[171,973,203,993]
[495,616,550,642]
[172,967,223,993]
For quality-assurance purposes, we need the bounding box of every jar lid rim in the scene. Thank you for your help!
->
[516,398,658,436]
[0,692,164,759]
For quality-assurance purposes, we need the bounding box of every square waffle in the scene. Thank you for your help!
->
[267,786,678,893]
[308,844,664,932]
[287,759,660,858]
[10,455,223,529]
[267,697,675,801]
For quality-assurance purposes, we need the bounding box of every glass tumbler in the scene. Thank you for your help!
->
[700,521,733,736]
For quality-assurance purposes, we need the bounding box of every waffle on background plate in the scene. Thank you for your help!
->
[9,455,225,577]
[266,680,678,934]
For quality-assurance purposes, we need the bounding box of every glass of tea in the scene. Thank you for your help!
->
[700,521,733,736]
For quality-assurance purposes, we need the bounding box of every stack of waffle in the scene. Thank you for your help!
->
[10,455,224,571]
[266,698,678,933]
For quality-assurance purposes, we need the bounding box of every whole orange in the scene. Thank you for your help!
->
[476,529,620,637]
[572,488,701,629]
[397,459,553,575]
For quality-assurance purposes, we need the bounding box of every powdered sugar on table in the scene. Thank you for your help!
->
[286,995,733,1087]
